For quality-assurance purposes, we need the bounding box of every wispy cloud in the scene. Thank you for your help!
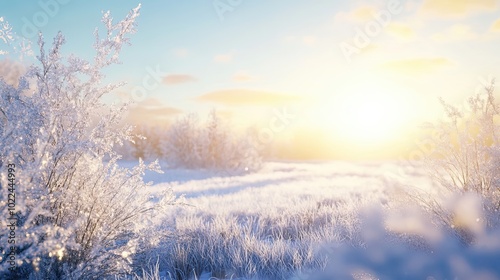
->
[196,89,303,106]
[381,57,454,74]
[491,18,500,32]
[420,0,498,17]
[431,24,477,42]
[136,97,167,108]
[126,103,182,124]
[163,74,197,85]
[386,23,416,39]
[214,52,235,63]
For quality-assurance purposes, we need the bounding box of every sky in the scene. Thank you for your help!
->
[1,0,500,160]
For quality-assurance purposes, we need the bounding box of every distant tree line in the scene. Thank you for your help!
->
[118,110,263,172]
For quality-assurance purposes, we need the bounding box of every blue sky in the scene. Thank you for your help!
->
[1,0,500,159]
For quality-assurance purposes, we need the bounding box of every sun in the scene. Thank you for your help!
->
[338,91,403,142]
[313,81,418,145]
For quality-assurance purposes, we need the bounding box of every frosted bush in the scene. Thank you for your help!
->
[0,5,174,279]
[424,81,500,211]
[309,194,500,280]
[404,81,500,240]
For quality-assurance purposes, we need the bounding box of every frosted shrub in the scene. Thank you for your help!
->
[309,196,500,280]
[0,6,174,279]
[429,81,499,200]
[409,80,500,238]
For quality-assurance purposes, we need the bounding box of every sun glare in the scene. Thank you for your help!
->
[339,91,403,142]
[314,81,418,145]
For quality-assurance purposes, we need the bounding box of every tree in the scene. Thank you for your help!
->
[202,109,228,169]
[162,110,262,171]
[161,113,201,168]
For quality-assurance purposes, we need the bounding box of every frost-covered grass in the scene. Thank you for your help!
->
[124,160,500,280]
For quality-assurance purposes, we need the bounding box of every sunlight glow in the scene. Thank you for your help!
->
[337,90,404,142]
[314,81,419,145]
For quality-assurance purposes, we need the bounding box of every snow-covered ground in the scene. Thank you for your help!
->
[123,160,500,280]
[143,160,430,200]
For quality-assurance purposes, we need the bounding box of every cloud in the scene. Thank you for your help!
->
[350,6,377,21]
[420,0,498,17]
[136,97,166,108]
[381,57,454,74]
[491,18,500,32]
[196,89,303,106]
[123,97,182,124]
[232,71,254,82]
[126,104,182,124]
[432,24,477,42]
[162,74,197,85]
[214,52,235,63]
[386,23,415,39]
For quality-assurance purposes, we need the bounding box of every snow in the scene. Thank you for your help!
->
[144,160,427,195]
[118,160,500,280]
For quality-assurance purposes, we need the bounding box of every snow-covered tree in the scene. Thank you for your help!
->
[161,113,201,168]
[202,109,229,169]
[161,110,262,171]
[0,5,174,279]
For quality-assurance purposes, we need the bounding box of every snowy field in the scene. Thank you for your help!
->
[121,160,500,280]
